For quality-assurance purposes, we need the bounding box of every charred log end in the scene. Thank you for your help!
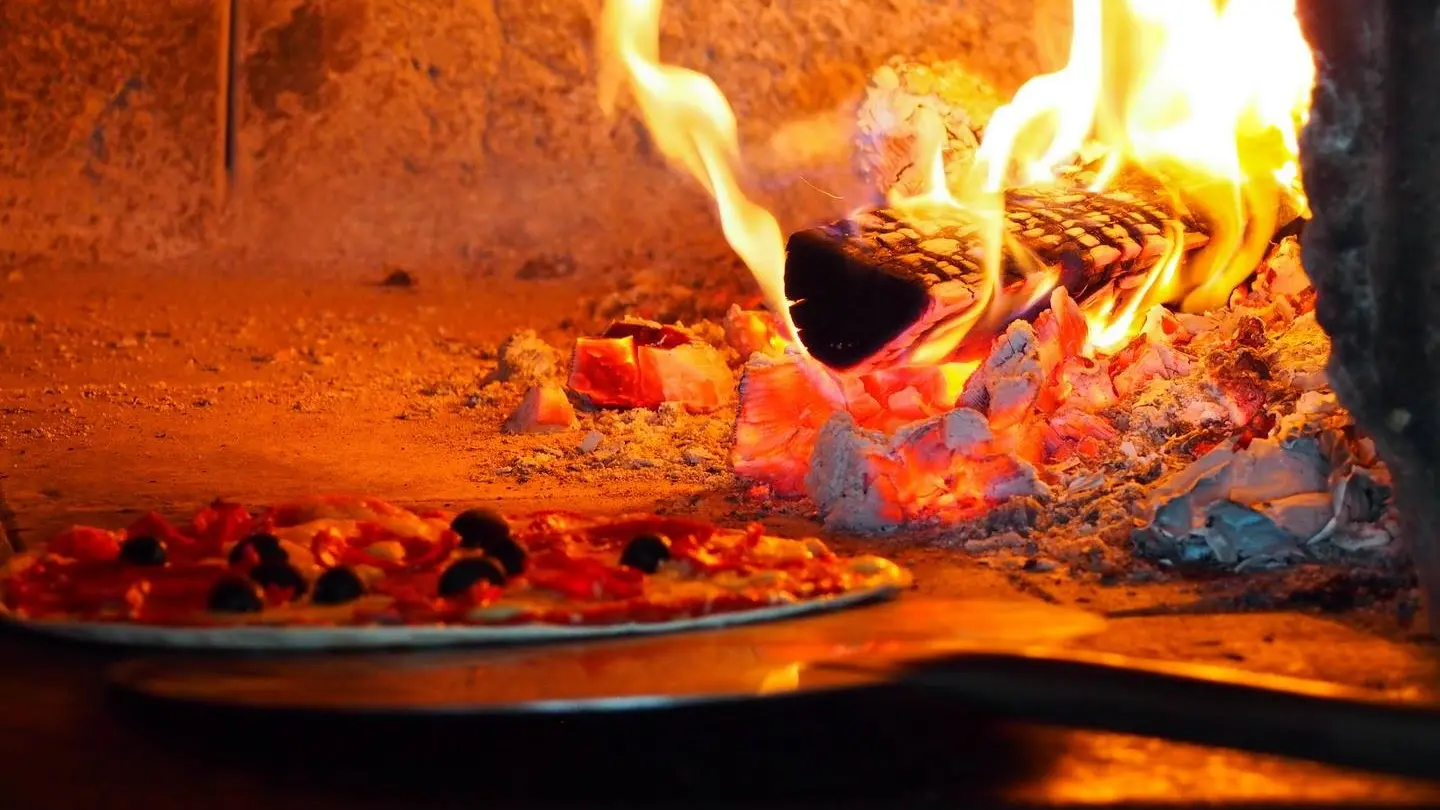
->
[784,227,929,371]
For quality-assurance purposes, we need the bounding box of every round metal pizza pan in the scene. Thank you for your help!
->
[9,584,897,651]
[105,597,1105,715]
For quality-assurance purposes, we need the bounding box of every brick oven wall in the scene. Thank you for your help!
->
[0,0,1068,275]
[1298,0,1440,633]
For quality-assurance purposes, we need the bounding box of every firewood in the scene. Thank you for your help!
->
[784,183,1211,372]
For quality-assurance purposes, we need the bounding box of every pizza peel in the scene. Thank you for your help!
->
[104,596,1105,713]
[104,596,1440,782]
[816,648,1440,782]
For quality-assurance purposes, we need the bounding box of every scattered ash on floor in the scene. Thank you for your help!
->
[472,325,738,488]
[486,403,735,486]
[584,263,759,330]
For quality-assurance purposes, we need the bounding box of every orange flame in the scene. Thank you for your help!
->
[597,0,792,337]
[600,0,1314,362]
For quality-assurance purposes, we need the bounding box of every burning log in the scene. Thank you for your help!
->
[784,183,1210,372]
[567,321,733,413]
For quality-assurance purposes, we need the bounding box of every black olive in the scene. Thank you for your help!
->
[485,537,528,577]
[249,562,309,600]
[619,534,671,574]
[438,557,507,597]
[208,576,265,613]
[228,533,289,566]
[451,508,511,551]
[312,566,366,606]
[118,536,167,567]
[450,508,526,575]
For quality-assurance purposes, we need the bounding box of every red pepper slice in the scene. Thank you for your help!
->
[47,527,121,562]
[404,530,457,571]
[528,553,643,600]
[189,502,254,551]
[575,516,716,547]
[125,512,203,563]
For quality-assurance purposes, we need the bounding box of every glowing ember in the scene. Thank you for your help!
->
[568,322,734,413]
[504,384,579,435]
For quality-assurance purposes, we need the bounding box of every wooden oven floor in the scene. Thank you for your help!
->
[1,264,1437,806]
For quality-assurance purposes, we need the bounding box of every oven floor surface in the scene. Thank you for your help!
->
[2,264,1438,806]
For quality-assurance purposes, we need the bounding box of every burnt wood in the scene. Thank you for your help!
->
[784,184,1209,370]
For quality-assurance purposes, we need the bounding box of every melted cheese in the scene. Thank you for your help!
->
[270,516,446,547]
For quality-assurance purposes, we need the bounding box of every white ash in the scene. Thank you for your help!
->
[941,408,992,455]
[960,320,1043,420]
[682,446,716,466]
[804,405,1051,533]
[805,413,904,534]
[578,430,604,454]
[495,402,733,486]
[482,330,562,387]
[1197,501,1305,569]
[1268,312,1330,392]
[983,457,1052,503]
[889,407,992,462]
[1134,421,1394,570]
[962,532,1030,554]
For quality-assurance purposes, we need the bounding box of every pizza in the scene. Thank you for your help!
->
[0,496,911,647]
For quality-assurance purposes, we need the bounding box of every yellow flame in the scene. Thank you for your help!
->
[967,0,1312,342]
[601,0,1314,364]
[597,0,792,336]
[1083,220,1186,351]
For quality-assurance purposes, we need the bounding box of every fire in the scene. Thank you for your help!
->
[596,0,792,335]
[593,0,1325,535]
[598,0,1314,360]
[920,0,1314,351]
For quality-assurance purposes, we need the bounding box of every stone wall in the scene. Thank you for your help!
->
[0,0,222,265]
[0,0,1068,274]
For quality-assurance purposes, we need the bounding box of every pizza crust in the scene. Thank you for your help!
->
[0,584,901,650]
